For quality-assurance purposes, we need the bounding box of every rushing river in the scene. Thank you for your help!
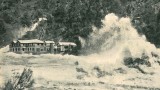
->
[1,13,160,89]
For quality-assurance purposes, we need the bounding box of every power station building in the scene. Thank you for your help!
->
[9,39,76,54]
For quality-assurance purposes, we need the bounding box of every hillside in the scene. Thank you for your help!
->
[0,0,160,51]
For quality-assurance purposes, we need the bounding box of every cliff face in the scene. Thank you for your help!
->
[0,0,160,49]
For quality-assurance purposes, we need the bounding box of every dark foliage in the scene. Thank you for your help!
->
[3,68,34,90]
[0,0,160,50]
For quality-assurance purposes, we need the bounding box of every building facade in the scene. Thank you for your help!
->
[9,39,77,55]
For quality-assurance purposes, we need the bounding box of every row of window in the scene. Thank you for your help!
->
[11,47,50,52]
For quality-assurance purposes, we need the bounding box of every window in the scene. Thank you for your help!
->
[22,48,25,51]
[64,46,69,49]
[37,48,40,52]
[32,48,34,51]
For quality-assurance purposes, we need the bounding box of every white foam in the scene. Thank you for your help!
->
[79,13,160,67]
[1,13,160,88]
[13,17,47,40]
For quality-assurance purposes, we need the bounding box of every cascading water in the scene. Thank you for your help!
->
[1,13,160,78]
[1,13,160,67]
[1,13,160,88]
[80,13,160,68]
[13,17,47,40]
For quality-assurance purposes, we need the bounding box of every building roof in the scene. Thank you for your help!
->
[13,39,76,46]
[13,41,17,43]
[45,41,55,43]
[59,42,76,46]
[18,39,44,43]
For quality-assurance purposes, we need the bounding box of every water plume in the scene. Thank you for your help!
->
[1,13,160,76]
[81,13,160,67]
[13,17,47,40]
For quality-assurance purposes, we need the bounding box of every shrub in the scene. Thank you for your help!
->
[3,68,34,90]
